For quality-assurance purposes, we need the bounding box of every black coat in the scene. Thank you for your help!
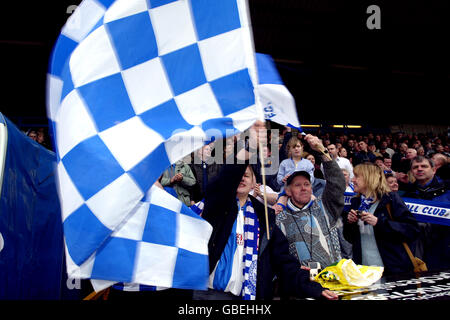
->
[353,151,377,166]
[189,161,222,202]
[202,162,324,300]
[343,192,420,275]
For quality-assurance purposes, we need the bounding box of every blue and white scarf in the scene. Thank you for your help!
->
[241,199,260,300]
[357,196,383,267]
[348,182,355,192]
[208,199,260,300]
[359,195,375,212]
[190,199,204,216]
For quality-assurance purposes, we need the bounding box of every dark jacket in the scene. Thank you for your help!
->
[436,163,450,181]
[189,160,222,202]
[402,176,450,271]
[353,151,377,166]
[403,176,450,202]
[251,158,280,192]
[202,162,324,300]
[343,192,420,275]
[392,152,407,172]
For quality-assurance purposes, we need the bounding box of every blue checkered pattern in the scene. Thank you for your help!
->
[47,0,259,290]
[255,53,301,130]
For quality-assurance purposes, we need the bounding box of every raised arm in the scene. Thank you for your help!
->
[304,135,346,221]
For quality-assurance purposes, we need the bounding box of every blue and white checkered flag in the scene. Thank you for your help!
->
[46,0,261,291]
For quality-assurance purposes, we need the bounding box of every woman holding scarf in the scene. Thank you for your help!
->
[343,163,420,275]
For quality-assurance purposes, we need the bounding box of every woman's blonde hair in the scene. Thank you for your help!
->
[353,162,391,200]
[287,136,303,158]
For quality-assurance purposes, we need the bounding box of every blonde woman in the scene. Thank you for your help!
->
[343,163,420,275]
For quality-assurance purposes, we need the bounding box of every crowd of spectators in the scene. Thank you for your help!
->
[22,121,450,300]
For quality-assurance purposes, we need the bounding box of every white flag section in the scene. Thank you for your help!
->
[46,0,262,291]
[255,53,302,129]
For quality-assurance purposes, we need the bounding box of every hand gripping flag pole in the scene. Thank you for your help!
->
[258,138,271,240]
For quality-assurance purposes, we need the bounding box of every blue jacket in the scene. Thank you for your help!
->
[343,192,420,275]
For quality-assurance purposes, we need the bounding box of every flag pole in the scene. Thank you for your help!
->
[257,139,270,240]
[239,0,270,240]
[83,288,110,300]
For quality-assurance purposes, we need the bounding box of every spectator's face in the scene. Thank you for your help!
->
[383,158,392,168]
[386,177,399,192]
[327,144,338,157]
[339,148,347,158]
[291,143,303,158]
[411,160,436,184]
[375,159,384,168]
[262,146,270,158]
[237,166,255,196]
[400,144,408,153]
[358,141,367,151]
[199,145,212,159]
[352,172,367,195]
[37,132,44,143]
[285,176,312,207]
[406,149,417,160]
[431,154,447,169]
[28,132,37,141]
[306,154,315,165]
[342,170,350,185]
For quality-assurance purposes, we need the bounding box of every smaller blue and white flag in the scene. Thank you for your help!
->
[255,53,302,130]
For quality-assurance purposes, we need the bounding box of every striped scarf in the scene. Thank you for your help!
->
[359,195,375,212]
[241,199,259,300]
[193,198,260,300]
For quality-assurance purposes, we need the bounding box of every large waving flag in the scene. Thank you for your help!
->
[255,53,302,129]
[46,0,262,291]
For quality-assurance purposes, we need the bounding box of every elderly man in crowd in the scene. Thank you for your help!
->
[276,135,346,271]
